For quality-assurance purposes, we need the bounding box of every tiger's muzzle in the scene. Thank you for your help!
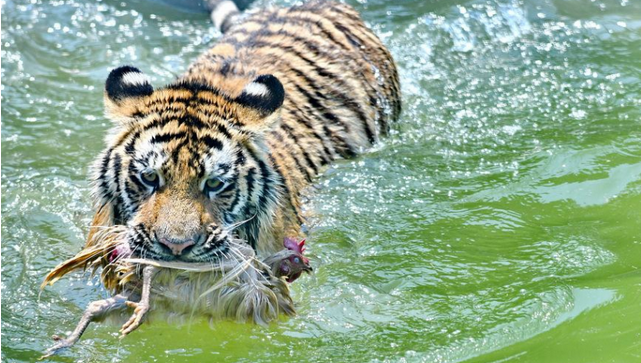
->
[157,236,197,256]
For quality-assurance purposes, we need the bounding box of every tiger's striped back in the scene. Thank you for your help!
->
[182,1,401,247]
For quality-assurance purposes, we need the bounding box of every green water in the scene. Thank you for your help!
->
[2,0,641,362]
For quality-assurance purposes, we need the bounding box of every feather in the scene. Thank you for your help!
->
[40,226,130,292]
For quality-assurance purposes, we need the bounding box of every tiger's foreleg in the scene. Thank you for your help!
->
[119,265,157,337]
[40,294,129,359]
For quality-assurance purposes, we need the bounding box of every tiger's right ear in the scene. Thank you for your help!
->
[104,66,154,123]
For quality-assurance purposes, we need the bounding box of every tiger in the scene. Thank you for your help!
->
[41,0,400,357]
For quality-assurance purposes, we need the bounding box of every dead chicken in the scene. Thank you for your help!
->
[40,232,311,359]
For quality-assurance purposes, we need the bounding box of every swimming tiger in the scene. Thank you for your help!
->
[41,0,400,357]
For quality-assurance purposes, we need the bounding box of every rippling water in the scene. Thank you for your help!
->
[2,0,641,362]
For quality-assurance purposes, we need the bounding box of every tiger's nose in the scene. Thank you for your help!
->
[158,238,195,256]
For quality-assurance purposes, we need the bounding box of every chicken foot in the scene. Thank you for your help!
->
[41,266,157,359]
[40,294,129,359]
[120,265,156,337]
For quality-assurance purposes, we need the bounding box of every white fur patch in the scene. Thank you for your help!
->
[212,0,239,31]
[121,72,151,87]
[243,82,270,98]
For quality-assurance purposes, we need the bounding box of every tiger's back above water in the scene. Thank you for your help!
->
[182,0,401,253]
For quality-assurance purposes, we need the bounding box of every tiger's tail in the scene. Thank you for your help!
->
[206,0,256,33]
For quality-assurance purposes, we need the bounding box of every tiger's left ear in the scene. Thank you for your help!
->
[233,74,285,133]
[104,66,154,124]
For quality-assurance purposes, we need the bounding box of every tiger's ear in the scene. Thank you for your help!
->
[233,74,285,133]
[104,66,154,123]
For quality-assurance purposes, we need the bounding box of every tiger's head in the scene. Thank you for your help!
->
[92,66,284,262]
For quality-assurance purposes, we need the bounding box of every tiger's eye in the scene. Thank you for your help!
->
[206,178,223,190]
[205,177,225,192]
[204,177,226,198]
[140,171,159,187]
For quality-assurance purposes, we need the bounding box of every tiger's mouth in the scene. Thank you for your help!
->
[126,223,233,263]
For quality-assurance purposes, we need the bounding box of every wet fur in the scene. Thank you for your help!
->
[43,0,399,330]
[43,227,295,325]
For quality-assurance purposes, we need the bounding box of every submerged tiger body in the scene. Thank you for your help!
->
[42,0,400,357]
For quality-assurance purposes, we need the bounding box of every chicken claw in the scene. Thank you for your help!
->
[40,294,129,359]
[119,265,156,338]
[119,301,149,337]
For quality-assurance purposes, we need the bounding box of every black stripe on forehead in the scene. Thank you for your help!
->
[150,131,188,144]
[234,148,246,165]
[124,130,142,156]
[108,79,237,144]
[164,80,229,95]
[200,135,224,151]
[119,116,232,160]
[140,83,232,121]
[168,138,189,164]
[218,163,231,174]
